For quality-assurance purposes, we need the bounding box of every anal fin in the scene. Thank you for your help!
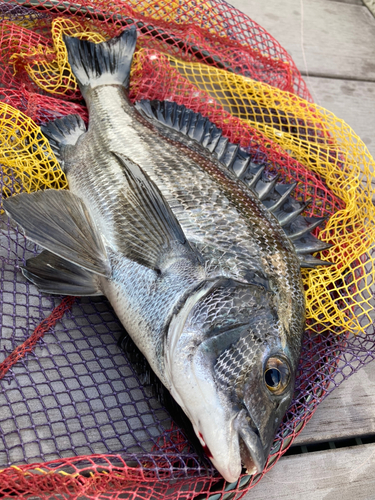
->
[23,250,102,296]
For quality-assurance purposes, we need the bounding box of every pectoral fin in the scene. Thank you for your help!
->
[112,151,200,272]
[3,190,110,277]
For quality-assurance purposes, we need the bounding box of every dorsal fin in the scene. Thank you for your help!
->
[135,99,332,268]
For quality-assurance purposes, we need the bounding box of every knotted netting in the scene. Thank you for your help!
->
[0,0,374,498]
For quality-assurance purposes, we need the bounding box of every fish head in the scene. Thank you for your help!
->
[166,277,303,483]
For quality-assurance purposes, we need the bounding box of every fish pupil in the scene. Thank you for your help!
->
[265,368,281,388]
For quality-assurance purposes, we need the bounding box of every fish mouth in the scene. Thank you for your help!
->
[234,409,267,476]
[239,435,264,476]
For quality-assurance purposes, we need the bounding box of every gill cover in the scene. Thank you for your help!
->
[166,278,300,483]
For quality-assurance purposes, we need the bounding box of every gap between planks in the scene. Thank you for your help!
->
[328,0,364,4]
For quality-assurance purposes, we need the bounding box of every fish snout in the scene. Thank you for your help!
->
[201,408,268,483]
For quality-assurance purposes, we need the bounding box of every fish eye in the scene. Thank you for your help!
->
[265,368,281,388]
[264,356,290,395]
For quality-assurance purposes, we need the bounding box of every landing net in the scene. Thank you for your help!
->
[0,1,374,499]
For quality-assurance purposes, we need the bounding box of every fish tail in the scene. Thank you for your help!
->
[64,26,137,97]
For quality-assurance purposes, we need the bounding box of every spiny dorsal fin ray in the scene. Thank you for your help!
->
[293,234,333,254]
[262,182,297,213]
[299,254,333,268]
[244,164,266,189]
[255,173,280,201]
[287,216,328,241]
[232,155,251,178]
[135,99,332,267]
[276,201,310,227]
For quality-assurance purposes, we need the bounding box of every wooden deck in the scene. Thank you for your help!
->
[226,0,375,498]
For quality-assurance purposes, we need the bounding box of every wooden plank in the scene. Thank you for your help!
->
[229,0,375,81]
[294,360,375,444]
[225,1,375,446]
[228,1,375,157]
[242,443,375,500]
[307,76,375,159]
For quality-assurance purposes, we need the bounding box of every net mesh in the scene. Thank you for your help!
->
[0,1,374,499]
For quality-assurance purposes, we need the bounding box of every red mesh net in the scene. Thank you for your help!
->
[0,1,374,499]
[0,1,312,99]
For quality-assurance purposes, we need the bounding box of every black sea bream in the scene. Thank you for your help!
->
[4,27,331,482]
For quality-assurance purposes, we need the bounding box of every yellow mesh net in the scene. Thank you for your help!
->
[10,18,107,97]
[2,18,374,338]
[168,56,375,335]
[0,102,67,198]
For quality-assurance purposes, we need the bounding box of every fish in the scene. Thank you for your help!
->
[3,27,331,483]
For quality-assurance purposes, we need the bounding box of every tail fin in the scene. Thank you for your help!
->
[64,26,137,96]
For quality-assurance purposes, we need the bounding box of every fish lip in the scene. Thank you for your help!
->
[234,409,267,475]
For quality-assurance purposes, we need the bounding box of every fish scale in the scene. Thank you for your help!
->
[3,27,320,483]
[74,86,304,359]
[68,84,299,296]
[103,88,291,269]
